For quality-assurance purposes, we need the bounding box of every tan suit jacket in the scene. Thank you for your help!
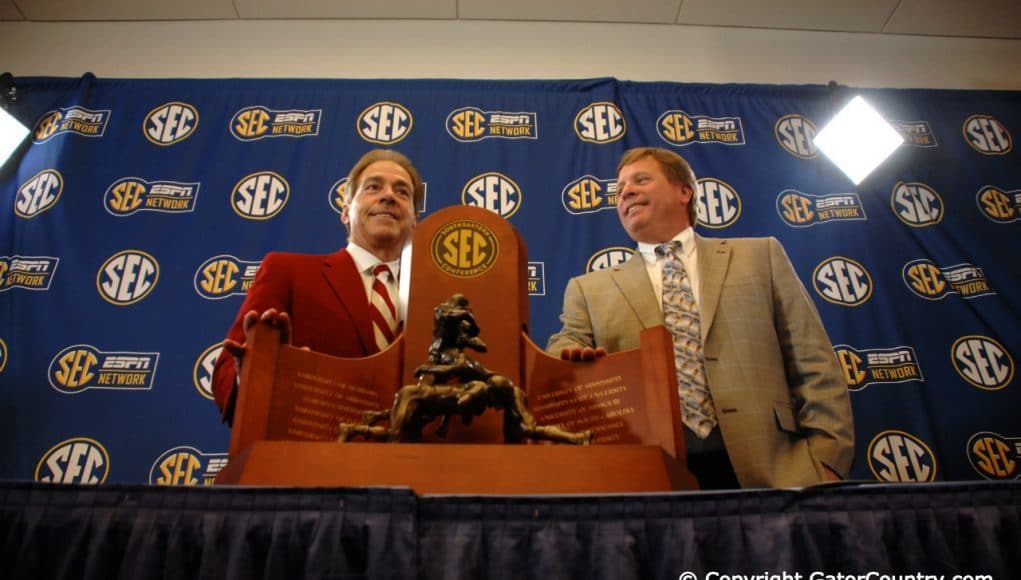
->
[546,235,854,488]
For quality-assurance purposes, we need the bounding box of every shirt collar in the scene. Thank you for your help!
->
[636,227,696,264]
[346,241,401,277]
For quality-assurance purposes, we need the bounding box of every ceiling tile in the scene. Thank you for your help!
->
[459,0,681,24]
[14,0,237,20]
[677,0,899,33]
[235,0,456,19]
[0,0,24,20]
[884,0,1021,39]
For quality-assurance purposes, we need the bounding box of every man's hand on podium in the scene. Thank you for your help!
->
[559,346,607,362]
[222,309,295,378]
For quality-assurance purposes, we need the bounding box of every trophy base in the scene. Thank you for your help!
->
[215,441,698,494]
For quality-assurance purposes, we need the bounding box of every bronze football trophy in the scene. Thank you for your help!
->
[337,294,591,445]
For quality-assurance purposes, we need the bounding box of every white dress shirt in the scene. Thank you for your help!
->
[345,242,402,324]
[636,226,701,312]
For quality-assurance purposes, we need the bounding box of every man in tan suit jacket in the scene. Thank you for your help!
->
[547,147,853,489]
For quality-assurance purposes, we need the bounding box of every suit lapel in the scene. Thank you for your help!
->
[610,253,662,330]
[696,235,731,340]
[322,249,376,355]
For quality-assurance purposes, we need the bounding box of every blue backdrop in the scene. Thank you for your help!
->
[1,75,1018,486]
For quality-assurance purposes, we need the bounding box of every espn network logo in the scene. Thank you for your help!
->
[562,176,617,215]
[835,345,924,391]
[105,178,199,215]
[48,345,159,393]
[657,110,745,146]
[446,107,538,142]
[194,256,261,299]
[33,106,110,142]
[231,106,321,140]
[0,256,59,291]
[777,191,866,227]
[902,259,994,300]
[150,446,228,486]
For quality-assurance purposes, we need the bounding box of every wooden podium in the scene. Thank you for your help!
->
[215,205,697,493]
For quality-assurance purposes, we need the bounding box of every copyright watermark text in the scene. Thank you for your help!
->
[678,572,992,580]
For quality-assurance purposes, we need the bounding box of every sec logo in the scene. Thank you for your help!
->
[144,101,198,146]
[357,101,412,144]
[97,250,160,306]
[35,437,110,484]
[232,171,290,220]
[431,220,499,278]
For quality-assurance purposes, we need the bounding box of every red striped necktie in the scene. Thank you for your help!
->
[369,264,397,351]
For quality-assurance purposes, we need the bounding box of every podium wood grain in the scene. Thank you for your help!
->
[216,441,696,493]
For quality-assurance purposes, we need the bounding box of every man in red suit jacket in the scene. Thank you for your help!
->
[212,149,424,424]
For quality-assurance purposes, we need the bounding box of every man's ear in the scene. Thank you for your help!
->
[340,204,351,226]
[680,185,694,204]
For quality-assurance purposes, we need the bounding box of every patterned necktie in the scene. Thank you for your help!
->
[368,264,397,351]
[657,241,717,439]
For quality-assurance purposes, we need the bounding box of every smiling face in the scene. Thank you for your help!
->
[341,160,417,262]
[615,155,694,244]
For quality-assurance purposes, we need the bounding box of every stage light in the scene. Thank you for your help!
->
[0,105,29,168]
[1,73,30,169]
[813,95,903,185]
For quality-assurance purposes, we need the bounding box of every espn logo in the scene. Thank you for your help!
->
[658,110,745,146]
[194,255,261,299]
[48,344,159,393]
[231,106,321,140]
[561,176,617,215]
[105,178,199,215]
[446,107,538,142]
[150,446,228,486]
[0,255,59,291]
[834,344,924,391]
[33,106,110,142]
[777,191,866,227]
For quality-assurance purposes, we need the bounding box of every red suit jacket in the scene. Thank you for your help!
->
[212,249,382,422]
